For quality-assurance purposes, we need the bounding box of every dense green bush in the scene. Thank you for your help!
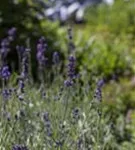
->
[77,34,133,78]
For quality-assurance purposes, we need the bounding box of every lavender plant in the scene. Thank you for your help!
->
[0,28,132,150]
[0,28,16,95]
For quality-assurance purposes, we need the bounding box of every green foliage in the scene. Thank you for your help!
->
[0,0,61,79]
[77,34,133,78]
[85,0,135,35]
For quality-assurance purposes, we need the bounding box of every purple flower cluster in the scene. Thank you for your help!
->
[12,144,28,150]
[19,79,25,93]
[52,51,60,65]
[36,37,47,66]
[0,27,16,63]
[77,137,83,150]
[72,108,80,121]
[97,79,105,88]
[43,112,52,137]
[2,89,11,100]
[68,27,75,53]
[21,55,29,78]
[16,45,29,79]
[68,27,72,40]
[0,27,16,82]
[64,79,73,87]
[55,140,63,147]
[67,55,76,79]
[64,55,76,87]
[94,87,102,102]
[0,38,9,61]
[0,65,10,80]
[16,45,25,60]
[94,79,105,102]
[8,27,17,41]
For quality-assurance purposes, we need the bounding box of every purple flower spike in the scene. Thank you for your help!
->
[64,55,77,87]
[72,108,80,120]
[21,54,29,79]
[0,38,10,59]
[0,65,10,80]
[43,112,49,122]
[53,51,60,64]
[37,37,47,52]
[8,27,16,36]
[16,45,25,57]
[43,112,53,137]
[1,38,9,47]
[36,36,47,66]
[2,89,10,100]
[67,55,76,79]
[19,80,25,89]
[97,79,105,88]
[39,36,46,44]
[68,55,76,62]
[64,80,73,87]
[8,27,17,41]
[12,144,28,150]
[94,87,102,102]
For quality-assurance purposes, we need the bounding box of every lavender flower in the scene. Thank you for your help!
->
[0,65,10,80]
[67,55,76,79]
[52,51,60,65]
[16,45,25,75]
[36,37,48,83]
[64,79,73,87]
[0,38,10,61]
[1,38,9,47]
[8,27,16,36]
[68,27,72,40]
[17,45,31,80]
[36,37,47,66]
[43,112,52,137]
[16,45,25,59]
[12,144,28,150]
[55,140,63,148]
[18,95,24,101]
[41,91,46,99]
[43,112,50,122]
[94,79,105,102]
[2,89,10,100]
[21,54,29,79]
[77,137,83,150]
[94,87,102,102]
[0,27,16,65]
[72,108,80,120]
[19,79,25,92]
[68,27,75,53]
[8,27,17,41]
[97,79,105,88]
[64,55,77,87]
